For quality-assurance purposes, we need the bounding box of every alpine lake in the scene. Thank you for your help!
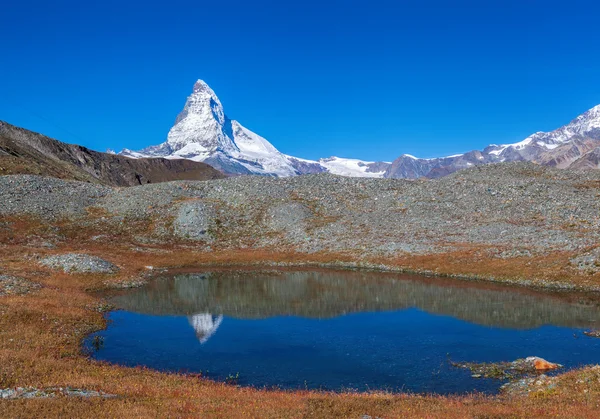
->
[86,269,600,394]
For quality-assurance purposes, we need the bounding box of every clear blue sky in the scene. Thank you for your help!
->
[2,0,600,161]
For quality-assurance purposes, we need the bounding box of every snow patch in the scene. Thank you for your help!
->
[318,156,385,178]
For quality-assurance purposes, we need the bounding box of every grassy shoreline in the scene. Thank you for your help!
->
[2,238,600,418]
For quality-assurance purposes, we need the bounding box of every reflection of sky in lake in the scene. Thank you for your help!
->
[88,270,600,394]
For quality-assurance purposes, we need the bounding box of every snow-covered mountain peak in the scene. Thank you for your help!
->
[567,104,600,134]
[484,104,600,159]
[184,79,222,114]
[193,79,213,94]
[178,80,224,120]
[165,79,233,155]
[121,79,303,176]
[120,79,599,178]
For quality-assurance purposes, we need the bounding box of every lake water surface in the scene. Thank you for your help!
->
[87,269,600,394]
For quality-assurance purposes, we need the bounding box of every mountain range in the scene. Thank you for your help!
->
[120,79,600,178]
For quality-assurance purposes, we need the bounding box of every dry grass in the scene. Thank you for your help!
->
[574,180,600,190]
[2,219,600,418]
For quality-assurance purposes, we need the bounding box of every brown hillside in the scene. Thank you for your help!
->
[0,121,224,186]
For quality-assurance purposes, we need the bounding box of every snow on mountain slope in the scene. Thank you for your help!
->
[385,104,600,178]
[166,80,237,156]
[120,80,298,176]
[231,120,297,176]
[120,79,389,177]
[488,104,600,161]
[318,156,387,178]
[120,79,600,178]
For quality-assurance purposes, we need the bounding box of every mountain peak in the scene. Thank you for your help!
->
[121,80,599,178]
[185,79,221,108]
[163,79,232,153]
[584,104,600,121]
[193,79,212,94]
[567,103,600,135]
[577,103,600,120]
[189,79,220,104]
[588,104,600,112]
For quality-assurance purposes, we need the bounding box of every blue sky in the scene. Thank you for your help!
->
[2,0,600,161]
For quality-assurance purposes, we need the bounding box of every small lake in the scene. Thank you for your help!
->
[87,269,600,394]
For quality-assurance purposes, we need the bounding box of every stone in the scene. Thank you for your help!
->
[525,357,561,371]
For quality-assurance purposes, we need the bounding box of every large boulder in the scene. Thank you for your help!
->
[526,356,561,371]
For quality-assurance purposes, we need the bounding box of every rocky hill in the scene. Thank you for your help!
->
[1,162,599,288]
[0,121,224,186]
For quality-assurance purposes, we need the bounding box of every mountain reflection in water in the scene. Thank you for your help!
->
[187,313,223,344]
[110,270,600,344]
[93,269,600,393]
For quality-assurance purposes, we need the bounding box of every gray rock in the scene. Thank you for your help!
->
[0,387,115,399]
[40,253,119,274]
[265,202,311,243]
[0,175,110,219]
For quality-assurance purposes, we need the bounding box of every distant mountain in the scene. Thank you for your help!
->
[120,80,388,177]
[0,121,224,186]
[5,80,597,182]
[385,104,600,178]
[121,80,600,178]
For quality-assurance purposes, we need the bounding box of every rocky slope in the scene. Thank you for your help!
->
[120,79,600,179]
[1,163,599,284]
[0,121,224,186]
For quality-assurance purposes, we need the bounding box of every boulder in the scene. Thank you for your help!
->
[525,356,561,371]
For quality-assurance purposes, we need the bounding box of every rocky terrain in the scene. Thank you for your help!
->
[0,387,115,400]
[2,162,600,418]
[0,121,224,186]
[1,161,599,288]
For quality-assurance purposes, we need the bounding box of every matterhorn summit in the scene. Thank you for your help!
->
[166,80,236,156]
[121,80,600,177]
[120,79,387,177]
[121,79,301,176]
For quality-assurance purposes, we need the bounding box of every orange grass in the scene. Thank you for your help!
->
[2,222,600,417]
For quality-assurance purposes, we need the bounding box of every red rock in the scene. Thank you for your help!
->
[527,357,560,371]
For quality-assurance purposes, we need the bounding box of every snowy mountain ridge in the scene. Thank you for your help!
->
[120,80,390,177]
[120,80,600,178]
